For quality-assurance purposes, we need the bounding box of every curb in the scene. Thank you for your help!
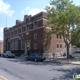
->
[44,60,80,65]
[43,60,70,64]
[70,62,80,65]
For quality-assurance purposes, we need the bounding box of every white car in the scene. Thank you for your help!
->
[70,51,80,58]
[3,51,15,58]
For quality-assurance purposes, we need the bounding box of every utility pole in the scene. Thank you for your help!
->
[6,16,7,27]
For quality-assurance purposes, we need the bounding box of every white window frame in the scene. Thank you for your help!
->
[57,43,59,48]
[34,43,37,49]
[34,21,38,29]
[26,25,29,32]
[60,44,62,48]
[34,33,37,39]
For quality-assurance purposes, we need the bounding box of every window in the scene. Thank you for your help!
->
[60,44,62,48]
[22,27,24,32]
[8,33,10,37]
[14,30,15,35]
[26,25,29,32]
[60,36,62,39]
[11,31,13,36]
[14,30,17,35]
[34,34,37,39]
[34,44,37,49]
[15,30,17,34]
[15,40,18,50]
[57,44,59,48]
[18,28,21,33]
[34,21,38,29]
[56,35,58,38]
[18,29,19,33]
[56,35,62,39]
[6,33,8,37]
[73,51,80,54]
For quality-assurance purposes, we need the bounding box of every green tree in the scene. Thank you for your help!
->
[71,27,80,47]
[45,0,80,60]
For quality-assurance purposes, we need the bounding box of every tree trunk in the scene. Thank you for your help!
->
[66,44,70,63]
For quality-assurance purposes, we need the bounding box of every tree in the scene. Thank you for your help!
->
[45,0,80,60]
[71,27,80,47]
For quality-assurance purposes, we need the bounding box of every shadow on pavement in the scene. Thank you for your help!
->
[51,67,80,80]
[7,58,68,66]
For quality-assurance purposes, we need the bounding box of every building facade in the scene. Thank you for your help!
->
[0,40,3,54]
[3,12,67,56]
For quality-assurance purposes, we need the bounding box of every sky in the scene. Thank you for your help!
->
[0,0,80,40]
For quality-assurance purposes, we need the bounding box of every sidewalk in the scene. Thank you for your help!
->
[70,61,80,65]
[51,56,80,65]
[45,59,80,65]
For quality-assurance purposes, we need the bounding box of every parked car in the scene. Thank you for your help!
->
[3,51,15,58]
[25,53,46,62]
[70,51,80,58]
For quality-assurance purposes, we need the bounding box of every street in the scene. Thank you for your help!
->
[0,57,80,80]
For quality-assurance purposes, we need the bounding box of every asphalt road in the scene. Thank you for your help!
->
[0,57,80,80]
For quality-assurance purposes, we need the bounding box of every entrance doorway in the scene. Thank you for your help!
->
[25,40,30,54]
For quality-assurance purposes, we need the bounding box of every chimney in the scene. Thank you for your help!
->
[24,15,31,22]
[16,20,22,25]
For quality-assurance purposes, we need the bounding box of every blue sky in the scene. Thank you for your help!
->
[0,0,80,40]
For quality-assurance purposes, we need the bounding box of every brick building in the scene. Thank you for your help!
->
[3,12,67,56]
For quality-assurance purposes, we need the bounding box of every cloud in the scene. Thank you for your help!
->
[28,8,41,16]
[21,7,41,16]
[0,27,4,40]
[0,0,14,16]
[21,4,52,16]
[21,7,29,15]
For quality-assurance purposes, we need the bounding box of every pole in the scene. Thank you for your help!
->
[6,16,7,27]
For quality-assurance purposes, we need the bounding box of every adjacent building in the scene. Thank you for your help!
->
[0,40,3,54]
[3,12,67,56]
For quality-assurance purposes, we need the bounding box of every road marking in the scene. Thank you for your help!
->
[0,75,8,80]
